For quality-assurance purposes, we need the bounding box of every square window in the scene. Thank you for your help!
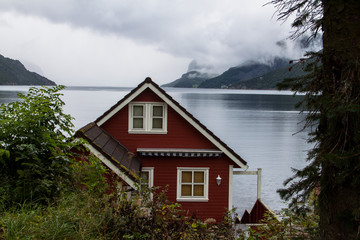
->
[177,168,209,202]
[129,103,167,133]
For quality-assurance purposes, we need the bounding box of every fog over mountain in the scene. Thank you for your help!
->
[185,34,321,77]
[0,1,321,86]
[163,34,321,88]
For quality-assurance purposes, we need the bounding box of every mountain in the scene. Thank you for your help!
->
[230,61,308,89]
[162,71,215,88]
[0,54,56,86]
[230,55,319,89]
[198,57,290,88]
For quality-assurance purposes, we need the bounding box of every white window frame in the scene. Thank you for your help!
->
[140,167,154,203]
[176,167,209,202]
[140,167,154,188]
[128,102,167,134]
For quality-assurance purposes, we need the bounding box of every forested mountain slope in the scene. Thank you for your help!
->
[0,54,55,86]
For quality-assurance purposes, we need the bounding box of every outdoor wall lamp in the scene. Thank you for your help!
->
[216,175,222,186]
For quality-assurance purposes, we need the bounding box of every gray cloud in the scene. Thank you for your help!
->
[0,0,320,86]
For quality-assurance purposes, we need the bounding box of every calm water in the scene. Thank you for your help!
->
[0,86,311,214]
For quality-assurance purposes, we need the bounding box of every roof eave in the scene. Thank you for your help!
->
[94,78,248,170]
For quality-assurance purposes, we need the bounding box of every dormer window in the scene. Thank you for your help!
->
[129,102,167,134]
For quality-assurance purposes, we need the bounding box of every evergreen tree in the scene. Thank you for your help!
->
[269,0,360,239]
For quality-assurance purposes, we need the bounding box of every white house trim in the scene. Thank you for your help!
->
[148,84,249,170]
[96,82,248,170]
[228,165,233,210]
[128,102,168,134]
[141,167,154,188]
[84,143,137,189]
[97,83,150,126]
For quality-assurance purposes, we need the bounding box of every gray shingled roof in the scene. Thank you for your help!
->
[74,122,141,180]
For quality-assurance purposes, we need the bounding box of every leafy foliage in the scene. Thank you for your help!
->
[0,165,240,239]
[237,192,319,239]
[100,184,240,239]
[0,86,75,207]
[0,84,240,239]
[244,208,319,240]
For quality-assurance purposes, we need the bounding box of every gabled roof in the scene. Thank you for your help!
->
[95,77,248,170]
[74,122,141,188]
[240,199,277,224]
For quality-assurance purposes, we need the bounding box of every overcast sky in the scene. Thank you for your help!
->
[0,0,309,87]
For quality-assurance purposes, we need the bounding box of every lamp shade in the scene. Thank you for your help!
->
[216,175,222,186]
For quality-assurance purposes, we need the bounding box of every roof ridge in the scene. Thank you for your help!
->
[89,77,247,169]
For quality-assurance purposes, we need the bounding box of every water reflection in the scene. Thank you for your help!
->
[174,91,311,213]
[0,90,26,104]
[181,93,303,111]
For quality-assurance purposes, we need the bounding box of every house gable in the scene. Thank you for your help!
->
[101,99,221,151]
[95,77,248,170]
[74,77,251,222]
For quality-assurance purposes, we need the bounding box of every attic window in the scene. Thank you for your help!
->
[129,102,167,134]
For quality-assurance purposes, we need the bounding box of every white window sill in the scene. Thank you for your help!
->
[176,198,209,202]
[128,130,168,134]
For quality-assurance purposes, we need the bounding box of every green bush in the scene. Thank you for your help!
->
[0,176,239,239]
[0,85,239,239]
[0,86,75,208]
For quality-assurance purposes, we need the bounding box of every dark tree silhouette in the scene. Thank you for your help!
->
[269,0,360,239]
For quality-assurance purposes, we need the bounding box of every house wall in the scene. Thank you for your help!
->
[101,88,219,152]
[142,156,231,222]
[101,88,234,221]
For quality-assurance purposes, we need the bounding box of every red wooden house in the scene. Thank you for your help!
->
[74,77,249,222]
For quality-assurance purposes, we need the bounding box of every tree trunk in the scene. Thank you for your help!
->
[320,0,360,239]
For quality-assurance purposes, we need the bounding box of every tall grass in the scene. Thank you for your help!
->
[1,189,239,239]
[0,155,239,239]
[1,192,104,240]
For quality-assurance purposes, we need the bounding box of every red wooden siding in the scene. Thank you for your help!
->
[142,156,232,222]
[132,88,163,102]
[101,90,219,153]
[240,199,274,224]
[101,87,234,221]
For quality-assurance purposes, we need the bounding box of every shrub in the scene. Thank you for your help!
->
[0,86,75,208]
[241,205,319,239]
[1,160,240,240]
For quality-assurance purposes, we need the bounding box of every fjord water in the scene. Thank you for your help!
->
[0,86,311,214]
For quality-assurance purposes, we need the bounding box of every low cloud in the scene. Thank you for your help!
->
[0,0,321,86]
